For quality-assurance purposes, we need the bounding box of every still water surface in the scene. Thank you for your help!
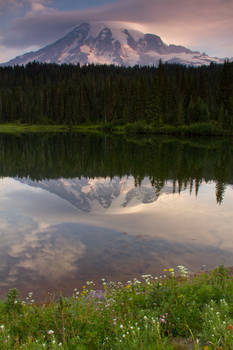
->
[0,133,233,299]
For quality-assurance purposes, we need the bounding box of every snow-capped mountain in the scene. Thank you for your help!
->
[17,176,174,212]
[2,22,224,67]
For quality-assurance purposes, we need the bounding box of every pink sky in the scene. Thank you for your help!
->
[0,0,233,62]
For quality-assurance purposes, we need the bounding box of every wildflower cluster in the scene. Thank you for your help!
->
[0,266,232,349]
[177,265,189,277]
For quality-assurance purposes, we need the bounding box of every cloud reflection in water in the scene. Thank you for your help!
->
[0,177,233,298]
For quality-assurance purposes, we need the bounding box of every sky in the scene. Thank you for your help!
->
[0,0,233,63]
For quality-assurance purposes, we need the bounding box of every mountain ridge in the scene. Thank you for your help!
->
[1,21,225,67]
[16,176,174,213]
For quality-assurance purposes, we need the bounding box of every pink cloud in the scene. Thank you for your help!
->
[1,0,233,58]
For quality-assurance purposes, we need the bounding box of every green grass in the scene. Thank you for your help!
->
[0,266,233,349]
[0,124,105,134]
[0,122,231,136]
[121,122,230,136]
[0,124,67,133]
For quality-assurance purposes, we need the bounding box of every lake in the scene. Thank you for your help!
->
[0,133,233,300]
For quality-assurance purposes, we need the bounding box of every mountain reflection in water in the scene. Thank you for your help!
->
[0,133,233,299]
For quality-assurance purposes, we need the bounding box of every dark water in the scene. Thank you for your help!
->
[0,133,233,300]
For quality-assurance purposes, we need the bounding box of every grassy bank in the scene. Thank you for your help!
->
[0,266,233,349]
[0,122,231,136]
[0,124,103,134]
[114,122,232,137]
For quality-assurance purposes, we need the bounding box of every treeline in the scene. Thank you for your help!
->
[0,61,232,128]
[0,133,232,203]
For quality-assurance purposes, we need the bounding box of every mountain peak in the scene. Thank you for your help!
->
[1,21,224,67]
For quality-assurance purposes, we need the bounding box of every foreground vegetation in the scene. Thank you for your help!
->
[1,266,233,349]
[0,61,232,135]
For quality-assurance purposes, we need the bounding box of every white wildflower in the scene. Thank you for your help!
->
[177,265,189,277]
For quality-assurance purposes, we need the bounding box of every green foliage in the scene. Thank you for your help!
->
[0,267,232,349]
[125,121,154,134]
[4,289,22,315]
[180,122,225,136]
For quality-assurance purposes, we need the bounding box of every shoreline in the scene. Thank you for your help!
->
[0,122,232,136]
[1,264,232,304]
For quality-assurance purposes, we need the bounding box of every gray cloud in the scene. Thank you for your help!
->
[1,0,233,59]
[0,0,23,11]
[0,0,51,13]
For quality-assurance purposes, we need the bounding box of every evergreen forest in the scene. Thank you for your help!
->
[0,61,232,132]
